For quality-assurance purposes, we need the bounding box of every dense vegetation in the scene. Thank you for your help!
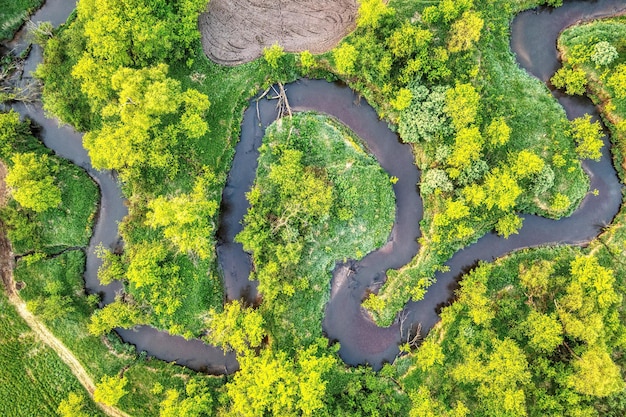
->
[555,15,626,176]
[4,0,626,416]
[314,0,592,325]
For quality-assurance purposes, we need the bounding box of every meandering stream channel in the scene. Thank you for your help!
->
[7,0,626,373]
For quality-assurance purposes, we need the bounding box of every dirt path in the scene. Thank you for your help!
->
[0,164,131,417]
[199,0,358,65]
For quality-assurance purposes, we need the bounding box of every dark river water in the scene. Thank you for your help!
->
[7,0,626,372]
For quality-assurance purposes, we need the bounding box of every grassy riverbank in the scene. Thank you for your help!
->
[557,15,626,177]
[0,290,104,416]
[0,0,43,41]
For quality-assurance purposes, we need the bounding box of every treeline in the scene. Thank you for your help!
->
[35,0,227,337]
[401,244,626,416]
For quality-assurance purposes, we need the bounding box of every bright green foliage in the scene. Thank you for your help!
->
[550,192,570,214]
[0,110,28,160]
[333,43,358,75]
[83,64,210,181]
[447,126,483,172]
[263,44,285,69]
[607,64,626,99]
[238,148,332,302]
[387,23,432,59]
[159,378,215,417]
[402,246,626,417]
[568,346,624,397]
[205,300,265,354]
[495,213,523,238]
[145,172,218,259]
[523,311,563,353]
[485,117,510,148]
[356,0,392,28]
[551,67,587,95]
[570,114,603,161]
[483,168,522,212]
[445,83,480,131]
[390,88,413,111]
[125,241,187,318]
[422,0,473,24]
[447,11,484,53]
[88,298,145,336]
[299,50,315,70]
[57,392,89,417]
[591,41,618,67]
[5,152,61,213]
[94,375,128,407]
[511,150,544,178]
[95,244,125,286]
[225,340,336,417]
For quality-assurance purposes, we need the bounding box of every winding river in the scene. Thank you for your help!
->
[6,0,626,373]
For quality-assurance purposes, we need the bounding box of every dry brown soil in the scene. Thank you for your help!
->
[199,0,358,65]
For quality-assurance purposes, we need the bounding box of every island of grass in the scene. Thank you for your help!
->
[233,112,395,348]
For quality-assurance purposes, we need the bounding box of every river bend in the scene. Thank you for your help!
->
[7,0,626,371]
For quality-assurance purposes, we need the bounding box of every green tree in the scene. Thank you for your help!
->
[511,150,544,178]
[447,11,484,53]
[5,152,61,212]
[569,346,624,397]
[399,85,452,143]
[94,375,128,407]
[495,213,523,238]
[145,172,218,260]
[607,64,626,99]
[333,43,358,75]
[445,83,480,131]
[387,23,432,59]
[485,117,510,148]
[226,340,336,417]
[570,114,603,161]
[160,378,215,417]
[57,392,88,417]
[205,300,265,354]
[88,298,145,336]
[551,67,587,95]
[591,41,618,67]
[95,244,125,285]
[83,64,209,181]
[356,0,393,28]
[523,311,563,353]
[483,168,522,212]
[263,43,285,69]
[447,126,483,173]
[390,88,413,111]
[299,50,315,71]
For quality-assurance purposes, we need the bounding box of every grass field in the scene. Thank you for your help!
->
[0,0,43,41]
[0,291,104,416]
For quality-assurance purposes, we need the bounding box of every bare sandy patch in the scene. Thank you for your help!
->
[199,0,358,65]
